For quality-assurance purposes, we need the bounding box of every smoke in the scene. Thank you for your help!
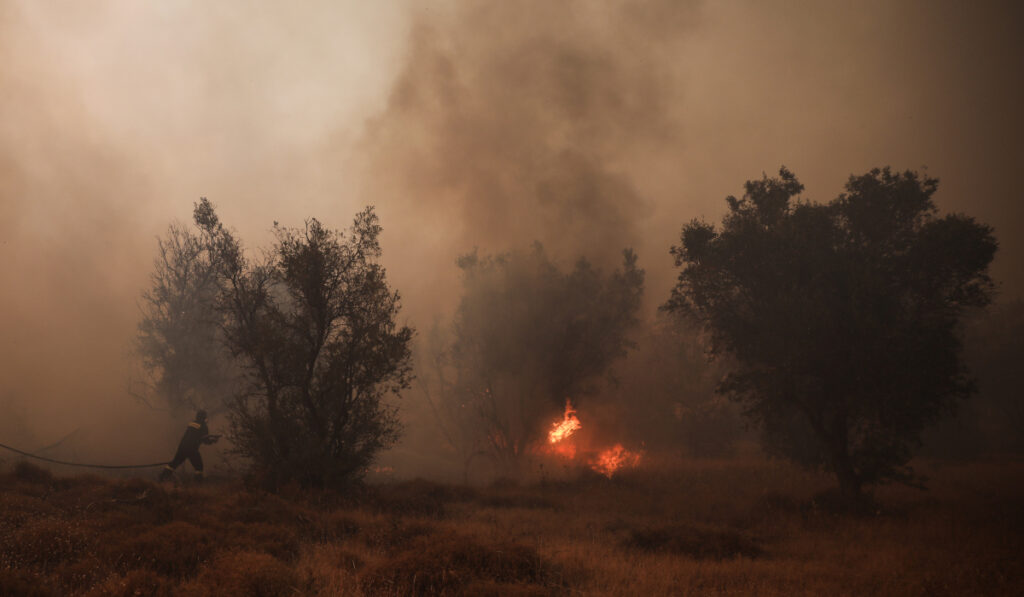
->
[1,0,1022,468]
[0,0,410,447]
[357,1,697,321]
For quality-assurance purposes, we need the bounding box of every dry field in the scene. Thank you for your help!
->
[1,457,1022,596]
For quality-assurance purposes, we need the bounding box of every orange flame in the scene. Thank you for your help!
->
[548,399,581,444]
[589,444,642,478]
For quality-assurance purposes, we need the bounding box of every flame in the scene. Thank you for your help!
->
[548,399,581,444]
[542,400,641,477]
[589,444,642,478]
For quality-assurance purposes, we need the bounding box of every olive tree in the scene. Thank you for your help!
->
[136,219,234,415]
[193,199,413,488]
[665,167,997,502]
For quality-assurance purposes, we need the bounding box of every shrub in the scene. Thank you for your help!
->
[320,511,362,541]
[370,478,476,518]
[2,516,93,569]
[0,491,56,526]
[185,551,299,597]
[476,492,557,510]
[361,517,437,551]
[222,490,315,531]
[85,569,172,597]
[461,580,554,597]
[360,533,553,594]
[104,521,215,577]
[625,524,762,559]
[0,568,55,597]
[13,461,54,484]
[225,522,300,561]
[53,556,109,593]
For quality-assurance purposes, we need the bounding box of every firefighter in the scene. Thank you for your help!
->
[159,409,219,482]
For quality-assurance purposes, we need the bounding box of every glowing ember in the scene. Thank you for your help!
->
[589,444,642,478]
[548,399,581,444]
[547,441,577,459]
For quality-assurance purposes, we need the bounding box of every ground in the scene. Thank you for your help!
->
[1,457,1021,596]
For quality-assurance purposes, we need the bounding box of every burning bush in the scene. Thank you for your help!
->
[540,400,645,478]
[424,246,644,476]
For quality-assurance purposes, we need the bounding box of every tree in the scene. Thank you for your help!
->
[439,245,644,473]
[664,167,997,502]
[136,219,235,415]
[193,200,413,488]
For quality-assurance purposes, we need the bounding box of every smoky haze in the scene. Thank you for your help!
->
[1,1,1021,467]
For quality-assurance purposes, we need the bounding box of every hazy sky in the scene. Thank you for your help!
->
[2,0,1021,440]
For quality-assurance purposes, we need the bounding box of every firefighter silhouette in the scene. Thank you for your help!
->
[160,409,219,481]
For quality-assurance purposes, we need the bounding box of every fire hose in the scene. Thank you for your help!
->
[0,442,169,469]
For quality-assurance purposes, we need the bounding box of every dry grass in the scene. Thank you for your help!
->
[0,457,1022,595]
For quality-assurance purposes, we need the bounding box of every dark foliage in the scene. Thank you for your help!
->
[191,199,413,489]
[665,167,997,500]
[136,219,235,415]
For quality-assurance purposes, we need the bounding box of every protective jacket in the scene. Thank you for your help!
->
[161,417,213,480]
[175,420,209,457]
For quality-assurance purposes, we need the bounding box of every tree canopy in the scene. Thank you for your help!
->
[136,219,234,415]
[665,167,997,501]
[192,199,413,488]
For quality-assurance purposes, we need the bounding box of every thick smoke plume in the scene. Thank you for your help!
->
[357,1,698,321]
